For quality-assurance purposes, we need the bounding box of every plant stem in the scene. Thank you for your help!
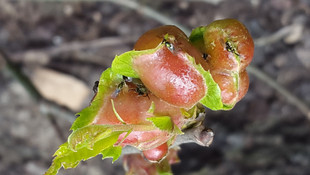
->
[0,49,76,123]
[0,49,42,102]
[104,0,191,35]
[247,66,310,119]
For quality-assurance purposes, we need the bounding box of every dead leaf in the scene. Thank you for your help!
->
[31,68,90,111]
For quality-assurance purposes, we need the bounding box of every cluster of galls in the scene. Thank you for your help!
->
[91,19,253,174]
[190,19,254,106]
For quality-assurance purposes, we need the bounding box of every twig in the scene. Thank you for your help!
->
[0,49,75,123]
[121,113,214,155]
[47,114,67,141]
[101,0,192,35]
[29,0,191,34]
[247,66,310,119]
[254,23,303,46]
[184,0,224,5]
[121,125,214,155]
[0,49,42,102]
[40,99,76,123]
[42,36,133,55]
[172,125,214,148]
[12,36,134,65]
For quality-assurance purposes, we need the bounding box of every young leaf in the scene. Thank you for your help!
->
[147,116,173,132]
[45,132,123,175]
[173,124,183,135]
[111,45,162,78]
[68,125,115,151]
[189,26,206,53]
[100,146,122,163]
[70,68,123,131]
[111,51,139,78]
[186,54,224,110]
[180,106,197,119]
[117,129,133,145]
[196,64,224,110]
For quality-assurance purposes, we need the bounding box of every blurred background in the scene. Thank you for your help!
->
[0,0,310,175]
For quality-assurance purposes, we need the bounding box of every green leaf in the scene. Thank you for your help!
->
[196,64,224,110]
[189,26,207,53]
[111,44,163,78]
[147,116,173,132]
[180,106,197,119]
[173,124,183,135]
[185,54,224,110]
[70,68,123,131]
[117,129,133,144]
[180,108,191,118]
[111,51,139,78]
[189,26,206,43]
[68,125,114,151]
[45,132,123,175]
[100,146,122,163]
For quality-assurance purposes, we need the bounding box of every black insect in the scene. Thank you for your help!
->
[93,81,99,93]
[111,76,134,98]
[135,84,149,96]
[90,81,99,103]
[162,39,175,52]
[111,76,150,99]
[202,53,208,60]
[111,81,125,99]
[133,84,150,99]
[225,41,239,56]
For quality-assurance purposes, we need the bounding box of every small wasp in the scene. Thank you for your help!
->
[111,81,124,99]
[162,38,175,52]
[133,84,150,99]
[90,80,99,103]
[202,53,208,60]
[111,76,150,99]
[111,76,134,98]
[225,41,239,56]
[93,81,99,93]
